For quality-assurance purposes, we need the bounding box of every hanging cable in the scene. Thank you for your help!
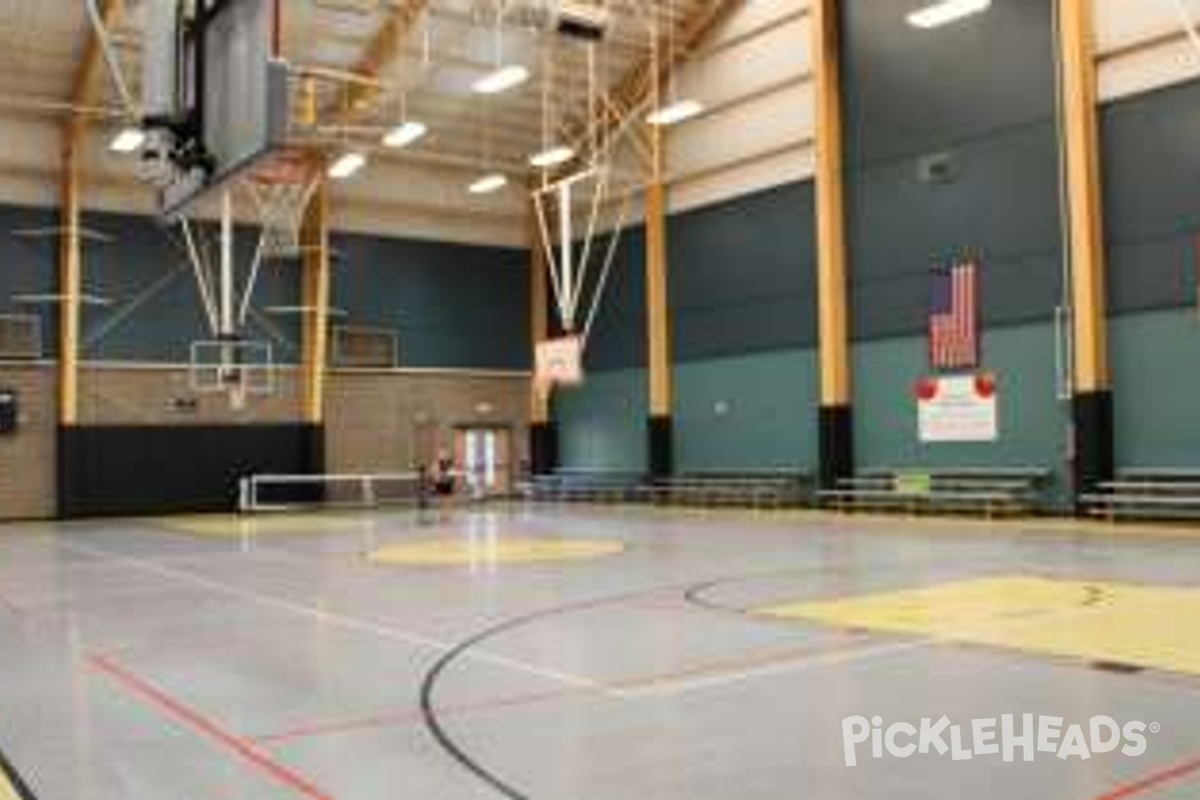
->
[83,0,138,117]
[1165,0,1200,61]
[1051,0,1074,402]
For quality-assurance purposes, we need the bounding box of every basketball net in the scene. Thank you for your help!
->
[244,150,321,260]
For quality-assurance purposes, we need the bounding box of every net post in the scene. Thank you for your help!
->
[238,476,252,513]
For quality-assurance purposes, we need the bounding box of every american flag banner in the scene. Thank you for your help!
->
[928,260,980,370]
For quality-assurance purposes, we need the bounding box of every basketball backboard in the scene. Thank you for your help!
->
[141,0,291,218]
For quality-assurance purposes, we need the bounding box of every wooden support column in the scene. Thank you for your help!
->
[812,0,853,489]
[1058,0,1112,502]
[529,198,558,475]
[645,123,674,478]
[58,123,82,427]
[300,178,331,427]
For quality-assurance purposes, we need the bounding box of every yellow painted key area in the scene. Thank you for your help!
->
[764,575,1200,676]
[367,537,625,567]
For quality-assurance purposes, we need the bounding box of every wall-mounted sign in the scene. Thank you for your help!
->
[916,373,997,443]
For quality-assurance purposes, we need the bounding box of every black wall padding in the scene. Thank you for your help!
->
[58,424,325,518]
[530,421,560,476]
[647,415,674,478]
[1071,391,1114,509]
[818,404,854,491]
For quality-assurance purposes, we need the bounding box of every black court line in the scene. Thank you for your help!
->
[0,743,37,800]
[419,576,767,800]
[419,587,676,799]
[418,566,867,799]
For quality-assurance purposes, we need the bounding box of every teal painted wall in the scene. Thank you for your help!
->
[675,349,817,471]
[556,368,647,470]
[853,320,1067,485]
[0,203,529,369]
[1112,308,1200,467]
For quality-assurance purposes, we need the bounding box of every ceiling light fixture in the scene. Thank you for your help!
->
[647,99,705,127]
[646,0,704,128]
[906,0,992,29]
[529,145,576,169]
[382,120,428,149]
[328,152,367,180]
[109,127,146,153]
[472,64,530,95]
[468,173,508,194]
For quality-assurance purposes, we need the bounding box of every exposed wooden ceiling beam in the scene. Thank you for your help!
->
[335,0,431,123]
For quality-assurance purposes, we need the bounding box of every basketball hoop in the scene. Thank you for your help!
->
[243,149,321,261]
[190,339,276,411]
[535,335,584,396]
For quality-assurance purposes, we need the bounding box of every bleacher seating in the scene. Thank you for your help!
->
[525,470,646,503]
[645,470,811,509]
[523,468,811,509]
[1080,468,1200,521]
[818,466,1051,517]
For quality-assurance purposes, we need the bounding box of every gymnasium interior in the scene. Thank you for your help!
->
[0,0,1199,798]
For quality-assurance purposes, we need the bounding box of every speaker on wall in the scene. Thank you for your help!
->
[0,389,17,435]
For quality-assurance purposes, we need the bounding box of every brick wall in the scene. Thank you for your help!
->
[0,364,531,521]
[325,370,530,474]
[0,364,55,520]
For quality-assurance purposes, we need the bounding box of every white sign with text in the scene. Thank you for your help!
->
[917,374,998,443]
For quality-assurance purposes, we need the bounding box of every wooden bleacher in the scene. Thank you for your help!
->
[1080,468,1200,521]
[818,466,1051,518]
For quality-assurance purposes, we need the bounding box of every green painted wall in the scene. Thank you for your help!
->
[1112,308,1200,467]
[853,320,1067,485]
[675,349,817,471]
[556,368,647,470]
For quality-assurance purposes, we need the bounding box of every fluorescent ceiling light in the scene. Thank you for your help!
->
[109,127,146,153]
[328,152,367,180]
[382,120,428,149]
[529,145,576,169]
[472,64,530,95]
[646,99,704,127]
[906,0,991,29]
[468,173,508,195]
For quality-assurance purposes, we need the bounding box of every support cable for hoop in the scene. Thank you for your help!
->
[532,191,568,328]
[237,225,268,329]
[574,168,610,302]
[581,188,634,348]
[180,218,220,335]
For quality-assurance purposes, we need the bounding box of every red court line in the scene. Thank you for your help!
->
[88,654,336,800]
[1097,753,1200,800]
[254,685,582,746]
[254,636,876,746]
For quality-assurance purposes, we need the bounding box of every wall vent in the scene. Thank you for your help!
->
[330,326,398,368]
[0,314,41,360]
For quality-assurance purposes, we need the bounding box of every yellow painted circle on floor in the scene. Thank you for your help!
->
[367,537,625,566]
